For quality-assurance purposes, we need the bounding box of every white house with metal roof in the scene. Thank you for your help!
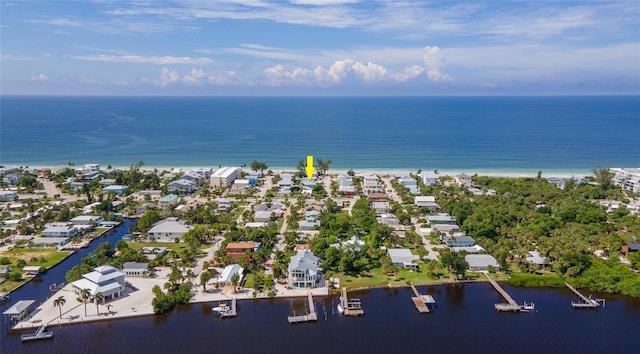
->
[71,265,126,300]
[387,248,419,270]
[218,264,244,286]
[465,254,500,271]
[288,250,320,288]
[147,218,194,242]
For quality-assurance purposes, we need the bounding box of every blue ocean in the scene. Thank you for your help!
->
[1,96,638,173]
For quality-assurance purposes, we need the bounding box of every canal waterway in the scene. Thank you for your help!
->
[2,221,639,353]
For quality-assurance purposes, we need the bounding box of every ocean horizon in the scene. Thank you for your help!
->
[1,95,638,173]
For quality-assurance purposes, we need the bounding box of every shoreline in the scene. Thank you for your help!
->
[17,164,593,179]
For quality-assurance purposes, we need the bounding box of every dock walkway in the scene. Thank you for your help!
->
[485,274,530,312]
[288,292,318,324]
[565,283,603,309]
[21,324,53,342]
[342,287,364,316]
[410,284,435,313]
[215,297,237,318]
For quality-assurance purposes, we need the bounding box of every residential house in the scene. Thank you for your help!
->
[442,234,475,247]
[299,220,320,231]
[103,185,128,195]
[431,224,460,234]
[421,171,439,186]
[159,194,179,207]
[621,243,640,258]
[455,173,472,186]
[122,262,149,277]
[254,210,275,222]
[71,265,126,300]
[70,215,104,226]
[226,242,261,262]
[465,254,500,271]
[216,198,232,211]
[367,193,387,203]
[230,179,250,194]
[304,210,321,222]
[371,201,390,215]
[387,248,419,270]
[217,264,244,286]
[42,225,78,237]
[288,250,320,288]
[526,251,547,266]
[377,213,400,226]
[147,218,193,242]
[0,190,18,202]
[427,214,455,224]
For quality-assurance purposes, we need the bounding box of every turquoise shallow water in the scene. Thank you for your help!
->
[1,96,638,172]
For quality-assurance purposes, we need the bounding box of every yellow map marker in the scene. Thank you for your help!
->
[305,155,315,179]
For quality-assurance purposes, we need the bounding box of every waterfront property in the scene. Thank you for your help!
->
[387,248,419,270]
[466,254,500,271]
[42,225,78,237]
[71,265,126,300]
[3,300,36,325]
[210,167,240,187]
[217,264,244,286]
[288,250,320,288]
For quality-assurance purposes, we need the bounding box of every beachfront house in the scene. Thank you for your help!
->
[421,171,439,186]
[288,250,320,288]
[147,218,193,242]
[71,265,126,300]
[387,248,419,270]
[363,175,382,194]
[167,179,196,194]
[465,254,500,271]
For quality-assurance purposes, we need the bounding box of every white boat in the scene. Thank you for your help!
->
[521,302,535,312]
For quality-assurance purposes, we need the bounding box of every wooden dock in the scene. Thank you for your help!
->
[486,274,533,312]
[341,287,364,316]
[565,283,604,309]
[214,297,238,318]
[288,292,318,324]
[410,284,435,313]
[21,324,53,342]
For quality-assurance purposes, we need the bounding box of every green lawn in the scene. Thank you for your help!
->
[3,248,71,268]
[336,263,451,289]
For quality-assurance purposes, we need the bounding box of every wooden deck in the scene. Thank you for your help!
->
[216,297,238,318]
[410,284,434,313]
[566,283,603,309]
[342,287,364,316]
[288,292,318,324]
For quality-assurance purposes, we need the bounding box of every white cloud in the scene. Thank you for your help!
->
[30,74,49,81]
[71,55,213,65]
[291,0,359,5]
[159,67,180,87]
[183,68,207,85]
[1,54,39,61]
[423,46,453,82]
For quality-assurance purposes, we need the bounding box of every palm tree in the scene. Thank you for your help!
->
[53,296,66,319]
[94,292,104,315]
[79,288,91,316]
[231,273,240,293]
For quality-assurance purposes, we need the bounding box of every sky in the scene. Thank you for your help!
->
[1,0,639,96]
